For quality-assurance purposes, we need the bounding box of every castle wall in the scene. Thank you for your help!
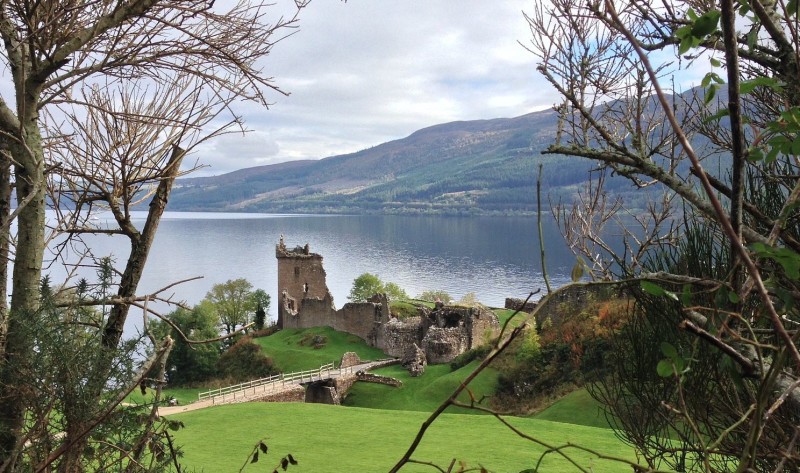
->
[275,239,501,364]
[276,241,331,328]
[468,310,501,347]
[382,317,424,358]
[421,327,469,364]
[251,386,305,403]
[282,294,336,330]
[334,303,381,343]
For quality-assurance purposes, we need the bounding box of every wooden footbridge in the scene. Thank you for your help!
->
[158,359,395,415]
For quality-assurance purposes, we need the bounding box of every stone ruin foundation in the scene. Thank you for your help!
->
[276,239,500,364]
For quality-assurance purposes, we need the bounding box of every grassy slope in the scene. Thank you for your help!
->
[171,403,635,473]
[343,362,498,414]
[164,326,633,471]
[254,326,388,372]
[533,388,611,429]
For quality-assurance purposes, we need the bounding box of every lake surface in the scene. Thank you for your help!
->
[45,213,578,334]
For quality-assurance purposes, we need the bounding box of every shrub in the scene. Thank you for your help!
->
[348,273,409,302]
[449,344,493,371]
[457,292,484,307]
[216,336,277,382]
[416,289,453,303]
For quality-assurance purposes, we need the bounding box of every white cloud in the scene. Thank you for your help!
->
[187,0,559,177]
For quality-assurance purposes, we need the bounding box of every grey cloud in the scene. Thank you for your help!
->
[191,0,558,176]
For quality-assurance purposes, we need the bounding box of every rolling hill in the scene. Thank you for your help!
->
[167,108,623,215]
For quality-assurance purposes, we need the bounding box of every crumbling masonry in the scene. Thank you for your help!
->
[276,239,499,363]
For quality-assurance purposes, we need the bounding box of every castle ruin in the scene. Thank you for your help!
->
[276,238,499,363]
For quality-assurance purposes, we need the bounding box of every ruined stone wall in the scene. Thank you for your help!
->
[356,372,403,387]
[505,297,538,313]
[421,327,469,364]
[251,386,305,403]
[333,303,381,343]
[281,294,336,330]
[276,241,331,328]
[533,284,617,327]
[339,352,361,369]
[468,309,501,347]
[382,317,424,358]
[333,374,358,398]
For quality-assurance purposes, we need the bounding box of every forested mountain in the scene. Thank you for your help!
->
[168,108,643,215]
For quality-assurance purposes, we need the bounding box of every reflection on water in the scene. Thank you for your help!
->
[45,213,576,335]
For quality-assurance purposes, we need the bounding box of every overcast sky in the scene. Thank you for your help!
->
[189,0,559,176]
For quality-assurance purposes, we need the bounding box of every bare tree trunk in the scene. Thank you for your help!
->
[56,146,186,473]
[0,121,46,470]
[103,145,185,349]
[0,155,10,345]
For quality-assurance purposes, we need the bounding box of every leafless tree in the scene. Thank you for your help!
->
[0,1,308,471]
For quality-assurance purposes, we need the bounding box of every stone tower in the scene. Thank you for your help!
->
[275,238,333,328]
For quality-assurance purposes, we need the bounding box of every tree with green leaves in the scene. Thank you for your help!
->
[525,0,800,470]
[204,278,269,337]
[152,302,222,386]
[252,289,271,331]
[348,273,408,302]
[347,273,383,302]
[416,289,453,304]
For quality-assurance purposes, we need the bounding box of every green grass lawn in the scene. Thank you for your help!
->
[171,402,638,473]
[493,307,533,329]
[255,326,387,372]
[344,362,498,414]
[126,386,208,406]
[533,388,612,429]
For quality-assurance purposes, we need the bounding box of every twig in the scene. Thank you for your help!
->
[35,336,174,472]
[537,163,552,294]
[600,0,800,373]
[679,319,757,376]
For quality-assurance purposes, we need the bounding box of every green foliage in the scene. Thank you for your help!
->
[251,288,271,330]
[154,304,222,386]
[494,296,627,413]
[216,336,278,383]
[347,272,384,302]
[347,272,408,302]
[675,8,720,54]
[383,281,409,301]
[515,327,541,364]
[457,292,482,307]
[416,289,453,303]
[449,344,493,371]
[204,278,268,337]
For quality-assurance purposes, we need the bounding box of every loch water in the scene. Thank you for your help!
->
[48,212,578,334]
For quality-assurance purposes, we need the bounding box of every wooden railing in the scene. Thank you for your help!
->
[196,359,397,406]
[198,362,346,404]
